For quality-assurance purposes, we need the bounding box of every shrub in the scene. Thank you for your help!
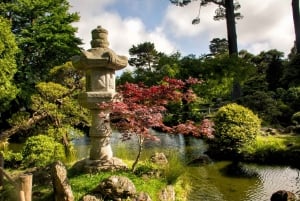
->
[22,135,65,167]
[2,150,23,168]
[213,103,261,153]
[291,112,300,125]
[162,154,185,185]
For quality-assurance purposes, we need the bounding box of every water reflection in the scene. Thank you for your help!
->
[72,131,300,201]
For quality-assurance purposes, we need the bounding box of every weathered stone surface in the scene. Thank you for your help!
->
[72,158,127,174]
[71,26,128,170]
[81,194,103,201]
[270,190,297,201]
[159,185,175,201]
[150,152,168,165]
[133,192,152,201]
[51,161,74,201]
[93,175,136,200]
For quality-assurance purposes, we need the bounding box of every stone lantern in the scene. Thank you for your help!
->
[72,26,127,171]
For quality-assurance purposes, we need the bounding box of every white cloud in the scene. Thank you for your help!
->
[162,0,294,56]
[163,3,220,38]
[237,0,294,55]
[69,0,176,58]
[69,0,295,58]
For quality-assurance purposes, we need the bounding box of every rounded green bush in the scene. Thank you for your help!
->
[291,111,300,125]
[22,135,65,167]
[213,103,261,152]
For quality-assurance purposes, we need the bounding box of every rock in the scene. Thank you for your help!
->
[93,175,136,200]
[150,153,168,165]
[71,158,128,174]
[81,194,103,201]
[188,154,212,166]
[133,192,152,201]
[51,161,74,201]
[270,190,297,201]
[159,185,175,201]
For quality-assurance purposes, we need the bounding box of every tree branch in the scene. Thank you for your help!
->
[204,0,224,6]
[0,112,49,142]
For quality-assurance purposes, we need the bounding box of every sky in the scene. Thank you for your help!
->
[68,0,295,60]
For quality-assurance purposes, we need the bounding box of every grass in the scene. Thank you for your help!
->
[243,134,300,153]
[241,133,300,166]
[69,170,166,200]
[1,151,189,201]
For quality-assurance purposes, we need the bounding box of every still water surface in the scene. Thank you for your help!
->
[74,131,300,201]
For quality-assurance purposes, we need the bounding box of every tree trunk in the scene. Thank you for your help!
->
[131,136,144,172]
[225,0,241,99]
[225,0,238,55]
[292,0,300,53]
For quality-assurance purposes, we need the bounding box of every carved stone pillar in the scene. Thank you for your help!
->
[72,26,127,171]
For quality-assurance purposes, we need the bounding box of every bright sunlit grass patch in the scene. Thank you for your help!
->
[241,133,300,164]
[69,170,166,200]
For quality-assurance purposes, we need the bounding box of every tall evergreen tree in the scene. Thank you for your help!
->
[170,0,243,99]
[0,0,82,101]
[0,17,19,114]
[0,0,83,135]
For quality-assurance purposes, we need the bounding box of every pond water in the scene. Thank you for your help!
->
[73,131,300,201]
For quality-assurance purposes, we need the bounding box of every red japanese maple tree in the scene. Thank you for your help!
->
[100,77,214,171]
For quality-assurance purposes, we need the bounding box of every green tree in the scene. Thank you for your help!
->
[209,38,228,56]
[281,54,300,88]
[0,17,19,114]
[170,0,243,99]
[198,54,255,102]
[129,42,160,70]
[0,0,83,137]
[178,54,203,79]
[22,135,66,167]
[128,42,164,85]
[0,0,82,104]
[1,62,90,148]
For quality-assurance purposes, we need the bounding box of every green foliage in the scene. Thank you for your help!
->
[209,38,228,55]
[281,54,300,87]
[7,111,30,127]
[69,171,166,201]
[213,103,261,153]
[283,86,300,111]
[36,82,69,102]
[22,135,66,167]
[199,54,255,102]
[134,162,157,177]
[242,135,286,157]
[241,134,300,165]
[0,0,82,129]
[291,111,300,125]
[0,16,19,113]
[2,150,23,168]
[238,91,282,124]
[129,42,160,70]
[162,154,185,185]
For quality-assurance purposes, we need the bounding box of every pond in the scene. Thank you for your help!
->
[73,131,300,201]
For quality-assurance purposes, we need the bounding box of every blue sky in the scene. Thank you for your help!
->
[68,0,295,60]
